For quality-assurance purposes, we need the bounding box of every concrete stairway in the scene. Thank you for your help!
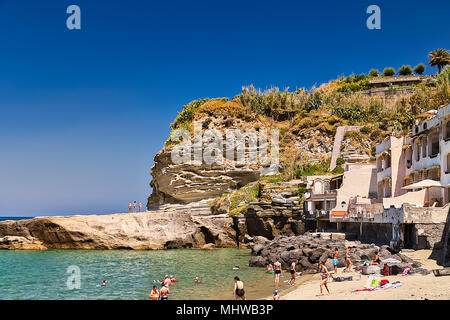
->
[329,126,363,171]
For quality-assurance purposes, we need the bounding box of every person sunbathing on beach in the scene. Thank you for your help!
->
[370,251,381,266]
[318,261,330,296]
[274,258,282,288]
[266,264,273,272]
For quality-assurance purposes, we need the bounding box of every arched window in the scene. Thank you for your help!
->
[314,181,323,194]
[324,181,330,193]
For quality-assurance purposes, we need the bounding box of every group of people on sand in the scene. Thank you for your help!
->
[128,201,142,213]
[261,246,381,298]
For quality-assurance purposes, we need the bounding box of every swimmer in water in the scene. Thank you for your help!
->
[159,284,169,300]
[194,276,200,283]
[101,280,108,287]
[149,285,159,300]
[164,276,172,286]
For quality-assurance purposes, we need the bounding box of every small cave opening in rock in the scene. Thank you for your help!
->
[199,226,215,244]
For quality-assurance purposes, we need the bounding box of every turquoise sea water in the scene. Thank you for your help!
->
[0,249,277,300]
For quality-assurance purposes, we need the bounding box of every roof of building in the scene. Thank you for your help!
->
[369,75,431,85]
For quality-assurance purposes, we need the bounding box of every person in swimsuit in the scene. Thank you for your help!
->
[332,248,339,274]
[101,279,107,287]
[128,202,132,213]
[288,261,297,285]
[370,251,381,266]
[318,261,330,295]
[345,247,352,272]
[266,264,273,272]
[149,285,159,300]
[274,258,282,288]
[138,201,142,212]
[194,276,200,283]
[159,284,169,300]
[233,276,245,300]
[273,290,280,300]
[133,201,137,213]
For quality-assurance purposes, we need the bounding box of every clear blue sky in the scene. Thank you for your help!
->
[0,0,449,216]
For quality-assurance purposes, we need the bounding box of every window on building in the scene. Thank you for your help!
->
[447,153,450,174]
[429,131,440,156]
[446,121,450,140]
[385,155,391,168]
[405,148,412,169]
[422,137,427,158]
[314,181,323,194]
[415,142,420,161]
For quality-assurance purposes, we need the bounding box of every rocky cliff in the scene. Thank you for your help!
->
[0,202,236,250]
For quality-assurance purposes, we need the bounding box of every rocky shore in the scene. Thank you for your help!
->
[0,202,237,250]
[249,233,430,274]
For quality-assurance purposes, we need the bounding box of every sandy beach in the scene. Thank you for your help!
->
[280,250,450,300]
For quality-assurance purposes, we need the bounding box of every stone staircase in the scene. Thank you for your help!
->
[329,126,363,171]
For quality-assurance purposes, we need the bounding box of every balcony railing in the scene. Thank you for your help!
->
[305,210,330,220]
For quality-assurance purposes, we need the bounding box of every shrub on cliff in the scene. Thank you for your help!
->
[413,63,426,75]
[171,98,210,129]
[398,65,413,76]
[369,69,380,77]
[382,67,396,76]
[436,66,450,85]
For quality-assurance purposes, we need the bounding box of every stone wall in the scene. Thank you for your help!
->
[341,222,393,245]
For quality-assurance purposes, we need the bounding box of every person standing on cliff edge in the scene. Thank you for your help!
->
[133,201,137,213]
[128,201,132,213]
[138,201,142,212]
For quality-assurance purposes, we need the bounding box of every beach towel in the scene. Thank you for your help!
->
[402,268,411,276]
[352,282,402,293]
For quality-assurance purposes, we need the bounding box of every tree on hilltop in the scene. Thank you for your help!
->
[428,48,450,73]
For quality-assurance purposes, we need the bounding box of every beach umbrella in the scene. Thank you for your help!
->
[401,179,444,206]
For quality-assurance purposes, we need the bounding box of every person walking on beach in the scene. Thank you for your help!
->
[138,201,142,212]
[274,258,282,288]
[288,261,297,286]
[159,284,169,300]
[233,276,245,300]
[133,201,137,213]
[345,247,352,272]
[332,248,339,274]
[128,201,132,213]
[318,261,330,296]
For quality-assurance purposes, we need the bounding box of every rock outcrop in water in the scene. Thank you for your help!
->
[0,202,237,250]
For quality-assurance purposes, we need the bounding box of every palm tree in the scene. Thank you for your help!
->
[428,48,450,73]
